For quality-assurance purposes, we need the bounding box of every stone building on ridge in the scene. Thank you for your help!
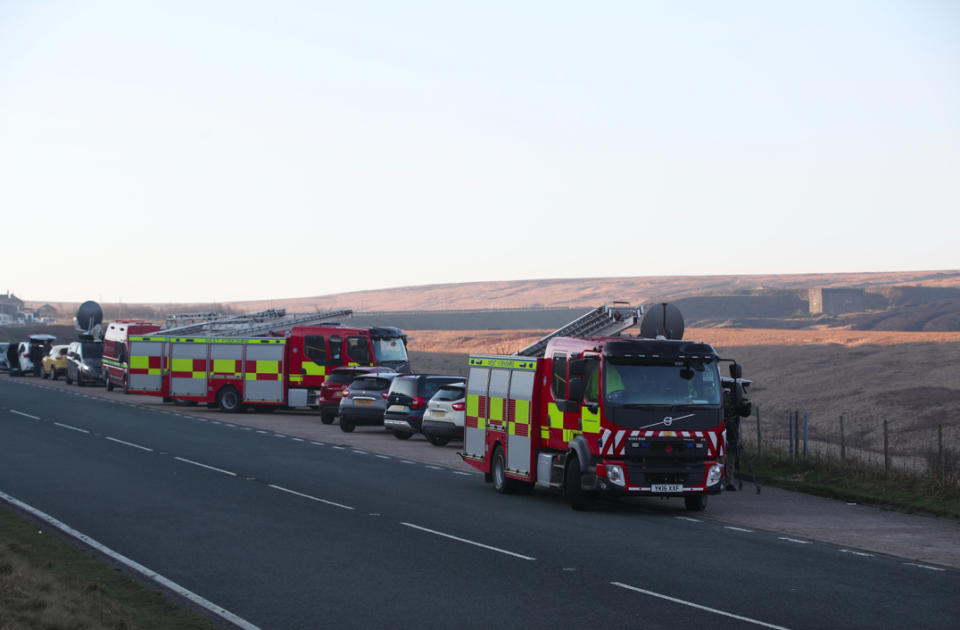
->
[808,288,864,315]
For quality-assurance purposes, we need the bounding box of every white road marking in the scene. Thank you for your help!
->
[399,460,415,464]
[353,450,367,454]
[612,582,791,629]
[310,441,323,445]
[676,517,701,522]
[839,549,874,557]
[426,466,442,470]
[725,526,754,533]
[268,485,354,510]
[904,563,945,571]
[375,455,390,459]
[401,523,535,561]
[256,430,268,434]
[173,457,236,476]
[241,428,253,431]
[54,422,89,434]
[333,446,345,450]
[106,437,153,452]
[0,490,262,630]
[11,410,41,420]
[291,438,304,442]
[453,471,472,476]
[778,537,811,544]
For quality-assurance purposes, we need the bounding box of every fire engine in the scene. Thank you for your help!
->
[461,303,751,512]
[123,308,410,413]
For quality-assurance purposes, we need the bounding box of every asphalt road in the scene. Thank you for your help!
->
[1,378,957,630]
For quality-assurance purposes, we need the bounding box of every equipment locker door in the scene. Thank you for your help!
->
[243,343,284,403]
[486,368,510,434]
[507,369,535,475]
[465,366,489,459]
[128,339,163,392]
[169,342,208,396]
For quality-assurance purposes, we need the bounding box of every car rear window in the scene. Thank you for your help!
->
[326,370,360,385]
[350,377,391,392]
[433,386,464,401]
[389,378,419,397]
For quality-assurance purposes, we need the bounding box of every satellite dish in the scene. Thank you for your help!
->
[640,303,684,340]
[76,301,103,332]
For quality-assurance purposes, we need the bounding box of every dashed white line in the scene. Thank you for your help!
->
[106,437,153,452]
[256,430,268,434]
[399,460,415,464]
[839,549,874,557]
[268,485,355,510]
[426,466,442,470]
[725,526,754,533]
[401,523,535,560]
[10,410,40,420]
[778,537,811,544]
[173,457,236,476]
[291,438,304,442]
[676,516,701,522]
[453,471,472,476]
[376,455,390,459]
[333,446,345,450]
[53,422,89,434]
[612,582,790,629]
[904,563,945,571]
[0,490,261,630]
[353,450,367,454]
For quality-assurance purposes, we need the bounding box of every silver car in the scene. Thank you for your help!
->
[338,372,399,433]
[420,382,466,447]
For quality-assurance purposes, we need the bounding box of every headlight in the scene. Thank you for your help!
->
[707,464,722,486]
[81,364,90,371]
[606,464,626,487]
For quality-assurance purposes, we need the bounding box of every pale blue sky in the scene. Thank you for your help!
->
[1,1,958,303]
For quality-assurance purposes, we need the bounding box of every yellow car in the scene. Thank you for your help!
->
[42,345,69,380]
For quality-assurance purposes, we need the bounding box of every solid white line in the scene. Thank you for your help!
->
[54,422,89,434]
[106,437,153,452]
[904,563,945,571]
[725,526,754,533]
[611,582,791,630]
[400,523,535,560]
[173,457,236,476]
[778,537,811,544]
[0,490,262,630]
[268,485,354,510]
[10,410,41,420]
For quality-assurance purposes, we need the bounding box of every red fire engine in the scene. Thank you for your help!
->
[124,308,410,413]
[462,303,751,512]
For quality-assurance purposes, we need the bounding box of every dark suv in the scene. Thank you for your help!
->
[338,372,400,433]
[383,375,463,440]
[65,340,105,386]
[315,367,395,425]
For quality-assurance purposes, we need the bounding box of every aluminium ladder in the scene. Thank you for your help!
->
[514,303,644,358]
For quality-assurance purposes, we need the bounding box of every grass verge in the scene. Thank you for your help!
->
[0,505,223,630]
[740,452,960,520]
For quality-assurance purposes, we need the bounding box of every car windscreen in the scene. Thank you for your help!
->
[372,337,408,363]
[389,378,419,397]
[349,377,390,392]
[601,358,720,406]
[432,386,464,402]
[81,343,103,359]
[326,370,360,385]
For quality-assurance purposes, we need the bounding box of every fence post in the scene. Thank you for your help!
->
[795,409,801,460]
[789,412,795,462]
[803,411,809,462]
[939,424,945,486]
[756,405,762,458]
[883,419,890,478]
[840,414,846,464]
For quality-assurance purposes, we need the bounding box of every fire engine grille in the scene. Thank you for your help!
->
[626,462,704,487]
[644,472,688,485]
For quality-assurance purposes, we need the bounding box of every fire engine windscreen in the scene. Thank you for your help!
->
[372,338,408,364]
[596,358,721,407]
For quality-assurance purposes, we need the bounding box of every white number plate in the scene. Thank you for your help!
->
[652,484,683,493]
[388,404,406,412]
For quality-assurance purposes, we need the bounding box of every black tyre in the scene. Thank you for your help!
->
[425,433,451,447]
[77,374,85,387]
[392,430,413,440]
[492,445,520,495]
[217,387,245,413]
[684,495,708,512]
[564,454,597,511]
[51,368,59,381]
[320,411,335,425]
[105,377,114,391]
[340,417,355,433]
[65,372,73,385]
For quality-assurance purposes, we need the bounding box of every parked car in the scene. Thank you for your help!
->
[420,382,466,446]
[383,374,464,440]
[0,343,9,370]
[316,366,396,424]
[41,344,70,380]
[65,340,105,387]
[18,334,56,376]
[338,372,400,433]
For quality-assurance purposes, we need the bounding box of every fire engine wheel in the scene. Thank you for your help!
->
[492,446,520,495]
[392,430,413,440]
[320,412,335,425]
[105,378,114,391]
[425,433,450,447]
[684,495,708,512]
[564,454,597,511]
[339,417,355,433]
[218,387,245,414]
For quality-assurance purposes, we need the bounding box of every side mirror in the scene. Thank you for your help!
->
[567,377,584,403]
[733,381,744,406]
[739,401,753,418]
[568,359,585,376]
[729,363,742,379]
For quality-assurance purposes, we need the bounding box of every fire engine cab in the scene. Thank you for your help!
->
[462,303,751,511]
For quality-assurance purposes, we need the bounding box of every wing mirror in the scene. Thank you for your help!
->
[729,363,742,379]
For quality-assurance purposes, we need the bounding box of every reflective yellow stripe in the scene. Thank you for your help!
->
[467,356,537,371]
[171,358,194,372]
[289,374,303,383]
[131,336,285,345]
[212,360,238,375]
[130,356,150,370]
[302,362,326,376]
[581,405,601,434]
[547,403,563,429]
[467,394,479,417]
[489,397,505,422]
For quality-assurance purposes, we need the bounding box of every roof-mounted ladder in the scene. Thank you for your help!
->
[159,308,354,338]
[514,303,644,358]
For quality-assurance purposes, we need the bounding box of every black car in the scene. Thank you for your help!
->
[383,374,464,440]
[64,340,105,387]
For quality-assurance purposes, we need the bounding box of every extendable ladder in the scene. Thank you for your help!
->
[159,308,354,338]
[514,303,644,358]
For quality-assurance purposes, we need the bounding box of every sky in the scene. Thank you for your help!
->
[1,0,958,304]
